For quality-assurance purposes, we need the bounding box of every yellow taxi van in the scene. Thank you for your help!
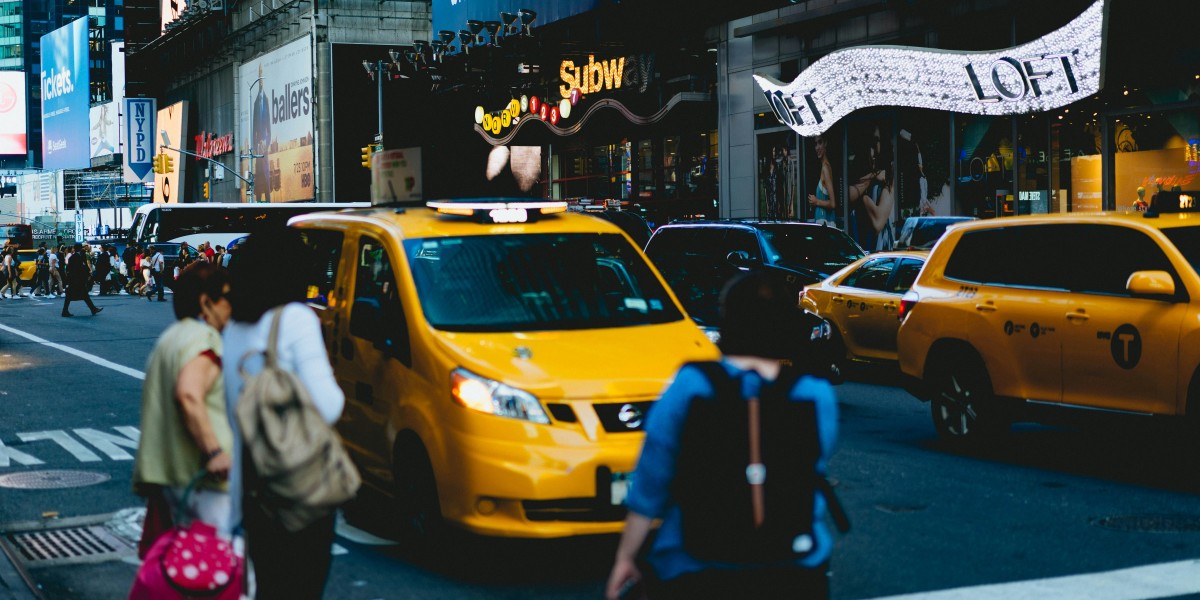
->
[289,199,718,541]
[898,190,1200,445]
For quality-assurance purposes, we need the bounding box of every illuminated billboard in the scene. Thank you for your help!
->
[161,0,186,35]
[238,37,314,202]
[0,71,26,155]
[40,18,91,170]
[155,101,189,204]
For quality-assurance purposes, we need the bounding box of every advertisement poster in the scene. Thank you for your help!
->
[846,118,896,252]
[371,148,422,204]
[756,131,796,220]
[90,103,119,158]
[897,111,950,219]
[161,0,186,34]
[238,37,314,203]
[0,71,26,155]
[803,128,841,228]
[40,17,90,170]
[154,101,188,204]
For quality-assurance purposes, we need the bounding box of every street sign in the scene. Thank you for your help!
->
[123,98,157,182]
[73,211,84,243]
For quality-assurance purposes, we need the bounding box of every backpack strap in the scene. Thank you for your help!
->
[817,477,851,533]
[264,306,285,368]
[684,361,735,401]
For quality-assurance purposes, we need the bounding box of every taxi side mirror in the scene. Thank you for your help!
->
[1126,270,1175,298]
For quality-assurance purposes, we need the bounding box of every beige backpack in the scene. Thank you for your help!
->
[236,306,361,532]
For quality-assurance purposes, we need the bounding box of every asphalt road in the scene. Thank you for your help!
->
[2,291,1200,599]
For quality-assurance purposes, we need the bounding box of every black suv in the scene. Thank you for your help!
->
[644,221,866,380]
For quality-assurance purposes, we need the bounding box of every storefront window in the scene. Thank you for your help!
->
[637,139,654,200]
[897,110,951,219]
[955,115,1015,218]
[1113,110,1199,211]
[1049,113,1104,213]
[846,118,896,251]
[756,131,797,220]
[1017,114,1051,214]
[662,136,679,199]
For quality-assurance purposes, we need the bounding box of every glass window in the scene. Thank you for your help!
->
[1069,225,1176,296]
[351,237,410,363]
[637,139,654,200]
[1049,114,1104,213]
[955,115,1015,219]
[299,229,343,306]
[842,257,896,291]
[404,233,683,332]
[944,225,1070,290]
[757,224,866,276]
[1113,110,1200,212]
[892,258,923,293]
[721,229,761,261]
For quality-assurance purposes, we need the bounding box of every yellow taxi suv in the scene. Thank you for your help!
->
[289,199,718,542]
[898,190,1200,446]
[800,251,926,368]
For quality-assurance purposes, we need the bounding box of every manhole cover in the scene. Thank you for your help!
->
[0,470,111,490]
[7,526,133,567]
[1091,514,1200,533]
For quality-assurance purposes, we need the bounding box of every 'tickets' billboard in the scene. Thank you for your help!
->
[155,101,189,204]
[40,17,90,170]
[238,37,315,203]
[0,71,26,155]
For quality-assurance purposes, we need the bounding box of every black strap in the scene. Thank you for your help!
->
[816,477,851,533]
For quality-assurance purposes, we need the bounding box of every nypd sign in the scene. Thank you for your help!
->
[124,98,156,182]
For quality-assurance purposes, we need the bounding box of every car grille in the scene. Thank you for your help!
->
[521,498,628,522]
[594,401,654,433]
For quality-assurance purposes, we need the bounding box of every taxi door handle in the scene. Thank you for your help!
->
[975,302,997,312]
[832,295,845,304]
[883,302,897,311]
[1066,311,1089,322]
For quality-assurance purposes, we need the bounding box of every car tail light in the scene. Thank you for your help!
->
[797,289,807,305]
[898,290,919,320]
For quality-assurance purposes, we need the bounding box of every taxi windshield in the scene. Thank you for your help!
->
[404,232,684,332]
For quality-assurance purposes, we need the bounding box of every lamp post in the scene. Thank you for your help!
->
[363,60,387,149]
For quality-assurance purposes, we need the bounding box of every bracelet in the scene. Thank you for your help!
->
[201,447,223,464]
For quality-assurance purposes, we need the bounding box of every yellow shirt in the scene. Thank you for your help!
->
[132,318,231,494]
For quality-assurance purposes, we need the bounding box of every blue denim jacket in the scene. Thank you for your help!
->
[625,360,839,580]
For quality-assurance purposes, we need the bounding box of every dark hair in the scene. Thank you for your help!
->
[173,262,230,320]
[228,225,312,323]
[717,272,802,360]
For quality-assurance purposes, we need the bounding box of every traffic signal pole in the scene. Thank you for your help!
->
[157,144,257,201]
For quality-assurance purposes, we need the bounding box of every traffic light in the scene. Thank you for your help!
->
[202,182,209,199]
[164,154,175,173]
[361,146,372,168]
[151,154,164,174]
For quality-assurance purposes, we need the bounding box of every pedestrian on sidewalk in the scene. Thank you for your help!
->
[62,243,103,317]
[132,262,235,550]
[47,245,63,297]
[147,245,166,302]
[0,246,23,299]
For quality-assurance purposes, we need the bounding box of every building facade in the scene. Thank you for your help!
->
[718,0,1199,251]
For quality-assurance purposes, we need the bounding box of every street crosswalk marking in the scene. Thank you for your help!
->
[866,558,1200,600]
[0,427,140,467]
[0,322,146,380]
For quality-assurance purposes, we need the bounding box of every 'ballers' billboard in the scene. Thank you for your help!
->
[0,71,26,155]
[40,17,90,170]
[238,37,314,203]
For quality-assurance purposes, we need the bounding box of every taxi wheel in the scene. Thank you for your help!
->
[825,327,848,385]
[393,438,446,551]
[929,352,999,445]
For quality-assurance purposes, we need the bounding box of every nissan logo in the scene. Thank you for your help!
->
[617,404,643,429]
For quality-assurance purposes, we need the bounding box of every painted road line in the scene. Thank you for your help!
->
[0,322,145,380]
[867,558,1200,600]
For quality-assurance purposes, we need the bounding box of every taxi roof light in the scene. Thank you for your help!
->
[1144,190,1200,218]
[427,200,568,224]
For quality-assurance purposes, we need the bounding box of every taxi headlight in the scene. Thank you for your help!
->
[450,368,550,424]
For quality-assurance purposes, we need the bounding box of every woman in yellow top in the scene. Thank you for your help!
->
[132,262,235,543]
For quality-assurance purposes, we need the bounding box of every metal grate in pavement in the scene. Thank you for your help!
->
[7,526,133,567]
[0,470,111,490]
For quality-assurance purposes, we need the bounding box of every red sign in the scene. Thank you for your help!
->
[194,130,233,159]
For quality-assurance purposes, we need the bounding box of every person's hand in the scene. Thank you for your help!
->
[205,450,231,481]
[605,556,643,600]
[808,193,819,206]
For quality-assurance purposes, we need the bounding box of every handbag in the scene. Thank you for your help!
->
[128,472,243,600]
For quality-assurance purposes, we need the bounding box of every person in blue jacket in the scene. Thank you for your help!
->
[606,272,840,600]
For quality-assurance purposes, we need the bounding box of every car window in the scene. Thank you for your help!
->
[645,227,695,261]
[722,229,761,261]
[944,226,1070,290]
[351,236,411,364]
[299,229,344,307]
[405,233,683,332]
[1162,226,1200,279]
[757,224,866,276]
[1068,225,1177,296]
[892,258,923,293]
[841,257,896,291]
